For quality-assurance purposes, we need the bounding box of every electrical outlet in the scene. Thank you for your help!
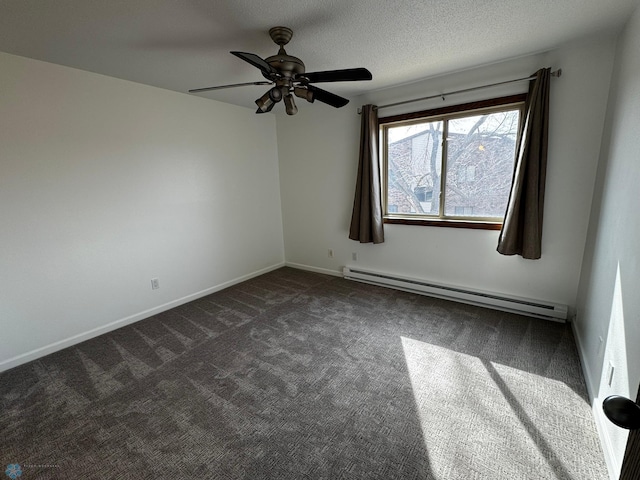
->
[328,249,334,258]
[151,278,160,290]
[352,252,358,261]
[597,336,604,356]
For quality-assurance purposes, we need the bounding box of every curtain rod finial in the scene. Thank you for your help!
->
[552,68,562,77]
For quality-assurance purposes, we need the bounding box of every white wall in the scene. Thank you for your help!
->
[277,34,616,308]
[0,52,284,371]
[575,5,640,477]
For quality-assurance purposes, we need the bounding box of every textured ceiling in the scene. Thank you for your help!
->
[1,0,638,110]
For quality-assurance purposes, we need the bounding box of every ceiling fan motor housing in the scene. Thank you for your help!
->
[263,53,305,79]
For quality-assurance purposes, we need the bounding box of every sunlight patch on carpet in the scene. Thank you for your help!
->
[401,336,606,480]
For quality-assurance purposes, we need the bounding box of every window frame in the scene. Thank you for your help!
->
[379,94,526,230]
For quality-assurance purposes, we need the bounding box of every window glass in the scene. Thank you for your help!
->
[386,121,442,216]
[444,111,519,218]
[381,96,523,228]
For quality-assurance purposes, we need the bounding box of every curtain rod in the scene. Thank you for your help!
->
[358,68,562,114]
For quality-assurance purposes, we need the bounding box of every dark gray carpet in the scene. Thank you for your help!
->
[0,267,607,479]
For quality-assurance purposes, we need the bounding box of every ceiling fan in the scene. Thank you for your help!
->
[188,26,373,115]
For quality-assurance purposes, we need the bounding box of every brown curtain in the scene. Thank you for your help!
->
[349,104,384,244]
[497,68,551,259]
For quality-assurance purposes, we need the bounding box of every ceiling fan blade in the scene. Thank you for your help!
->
[301,68,372,83]
[231,51,277,77]
[308,85,350,108]
[189,81,273,94]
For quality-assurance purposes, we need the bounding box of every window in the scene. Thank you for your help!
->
[380,95,525,230]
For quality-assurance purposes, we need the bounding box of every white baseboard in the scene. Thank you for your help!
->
[0,262,285,373]
[571,320,618,480]
[571,320,596,402]
[285,262,342,277]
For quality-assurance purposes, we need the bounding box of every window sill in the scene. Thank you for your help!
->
[383,217,503,230]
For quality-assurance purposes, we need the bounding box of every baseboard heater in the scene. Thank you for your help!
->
[343,267,567,322]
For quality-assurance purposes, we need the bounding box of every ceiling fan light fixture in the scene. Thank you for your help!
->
[284,94,298,115]
[269,86,283,102]
[255,91,274,112]
[294,87,314,103]
[255,87,283,113]
[255,101,275,114]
